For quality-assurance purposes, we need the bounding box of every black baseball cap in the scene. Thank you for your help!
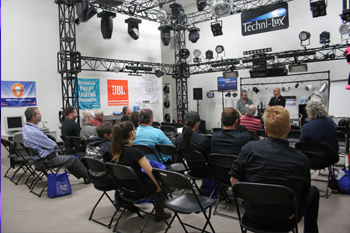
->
[184,111,201,122]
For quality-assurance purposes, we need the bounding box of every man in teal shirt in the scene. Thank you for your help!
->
[133,108,173,164]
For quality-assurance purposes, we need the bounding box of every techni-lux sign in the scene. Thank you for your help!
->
[241,2,289,36]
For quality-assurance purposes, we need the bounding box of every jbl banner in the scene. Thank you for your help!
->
[107,80,129,106]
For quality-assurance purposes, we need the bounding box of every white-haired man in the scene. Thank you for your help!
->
[80,111,97,140]
[93,109,104,126]
[240,105,262,138]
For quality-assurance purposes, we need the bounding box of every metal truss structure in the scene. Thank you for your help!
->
[57,1,81,122]
[56,0,347,122]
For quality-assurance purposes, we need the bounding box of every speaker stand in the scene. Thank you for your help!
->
[197,100,200,113]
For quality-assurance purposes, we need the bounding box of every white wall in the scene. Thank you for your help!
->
[162,0,350,130]
[1,0,164,136]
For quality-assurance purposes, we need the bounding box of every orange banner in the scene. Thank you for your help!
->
[107,80,129,106]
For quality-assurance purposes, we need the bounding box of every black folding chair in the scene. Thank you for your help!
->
[178,149,218,197]
[232,182,299,233]
[152,121,161,128]
[1,139,36,185]
[257,129,268,140]
[70,136,86,158]
[287,130,301,145]
[105,163,169,233]
[161,122,172,126]
[133,144,166,164]
[46,134,65,155]
[60,135,75,155]
[209,153,238,219]
[295,141,337,198]
[81,157,118,229]
[155,144,187,172]
[160,125,177,138]
[171,122,183,129]
[152,169,217,233]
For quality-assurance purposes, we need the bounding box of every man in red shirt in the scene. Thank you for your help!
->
[240,105,262,138]
[93,110,104,126]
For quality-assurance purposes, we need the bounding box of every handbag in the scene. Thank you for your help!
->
[47,171,72,198]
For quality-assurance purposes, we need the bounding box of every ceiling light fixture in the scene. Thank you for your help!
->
[179,48,190,59]
[188,27,200,43]
[211,21,223,37]
[205,50,213,59]
[299,31,311,47]
[197,0,207,11]
[159,26,172,46]
[97,11,116,39]
[210,0,233,16]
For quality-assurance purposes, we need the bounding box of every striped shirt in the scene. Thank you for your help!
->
[240,115,262,138]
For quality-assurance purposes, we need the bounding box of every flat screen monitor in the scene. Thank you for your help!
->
[217,77,237,91]
[5,116,24,133]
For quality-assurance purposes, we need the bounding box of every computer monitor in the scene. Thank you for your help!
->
[5,116,24,134]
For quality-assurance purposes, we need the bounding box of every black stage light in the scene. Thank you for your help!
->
[170,3,183,19]
[163,85,169,94]
[125,65,153,71]
[319,31,330,45]
[97,11,116,39]
[163,100,170,108]
[125,18,142,40]
[164,113,171,122]
[179,48,190,59]
[295,83,300,88]
[252,87,260,93]
[225,92,231,97]
[76,0,89,23]
[310,0,327,18]
[215,45,224,54]
[205,50,213,59]
[211,21,223,36]
[188,27,200,43]
[159,26,172,46]
[299,31,311,41]
[155,69,164,78]
[197,0,207,11]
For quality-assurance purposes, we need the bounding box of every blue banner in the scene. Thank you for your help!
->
[78,78,100,109]
[1,81,37,107]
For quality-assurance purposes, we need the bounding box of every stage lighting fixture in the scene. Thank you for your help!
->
[232,93,238,97]
[264,85,268,89]
[163,85,170,94]
[207,91,214,98]
[310,0,327,18]
[179,48,190,59]
[193,49,201,57]
[339,24,350,35]
[125,65,153,72]
[155,69,164,78]
[295,83,300,88]
[281,85,290,92]
[252,87,260,94]
[210,0,233,16]
[305,84,315,91]
[299,31,311,41]
[205,50,214,59]
[111,66,121,73]
[225,92,231,97]
[163,100,170,108]
[211,21,223,36]
[215,45,224,54]
[125,18,142,40]
[242,86,249,92]
[319,31,330,45]
[170,3,183,20]
[164,113,171,122]
[157,10,167,23]
[188,27,200,43]
[97,11,116,39]
[319,82,328,93]
[93,0,123,7]
[197,0,207,11]
[158,26,172,46]
[76,0,97,24]
[289,64,308,73]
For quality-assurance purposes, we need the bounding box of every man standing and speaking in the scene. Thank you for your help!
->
[236,91,253,115]
[267,87,286,108]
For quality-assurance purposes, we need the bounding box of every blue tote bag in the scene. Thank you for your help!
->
[47,172,72,198]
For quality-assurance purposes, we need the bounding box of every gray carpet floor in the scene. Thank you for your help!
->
[1,163,350,233]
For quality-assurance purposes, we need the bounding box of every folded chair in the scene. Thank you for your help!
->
[133,144,166,164]
[81,157,118,228]
[155,144,187,172]
[208,153,238,219]
[178,149,218,197]
[1,139,36,185]
[19,141,41,188]
[105,162,169,233]
[295,141,337,198]
[232,182,299,233]
[152,169,217,233]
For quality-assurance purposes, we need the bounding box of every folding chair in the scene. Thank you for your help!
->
[155,144,187,172]
[105,163,169,233]
[81,157,118,228]
[178,149,218,197]
[287,130,301,145]
[70,136,86,158]
[60,135,75,155]
[232,182,298,233]
[160,125,177,138]
[171,122,183,129]
[208,153,238,219]
[46,134,65,155]
[1,139,36,185]
[25,147,60,197]
[18,141,41,188]
[152,169,217,233]
[133,144,166,164]
[257,129,268,140]
[295,141,337,198]
[161,122,172,126]
[152,121,161,128]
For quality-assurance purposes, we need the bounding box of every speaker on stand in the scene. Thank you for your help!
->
[193,88,203,113]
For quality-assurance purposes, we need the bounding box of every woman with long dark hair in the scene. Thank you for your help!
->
[111,121,171,222]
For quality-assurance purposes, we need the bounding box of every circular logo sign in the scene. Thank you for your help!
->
[11,83,25,97]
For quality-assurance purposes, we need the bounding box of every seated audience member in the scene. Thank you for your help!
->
[23,107,90,184]
[211,107,255,155]
[230,106,319,233]
[129,111,139,129]
[240,105,262,138]
[86,121,113,163]
[111,121,172,222]
[133,108,173,164]
[61,106,80,137]
[93,109,104,126]
[299,100,339,168]
[80,111,97,140]
[175,111,211,160]
[121,106,132,122]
